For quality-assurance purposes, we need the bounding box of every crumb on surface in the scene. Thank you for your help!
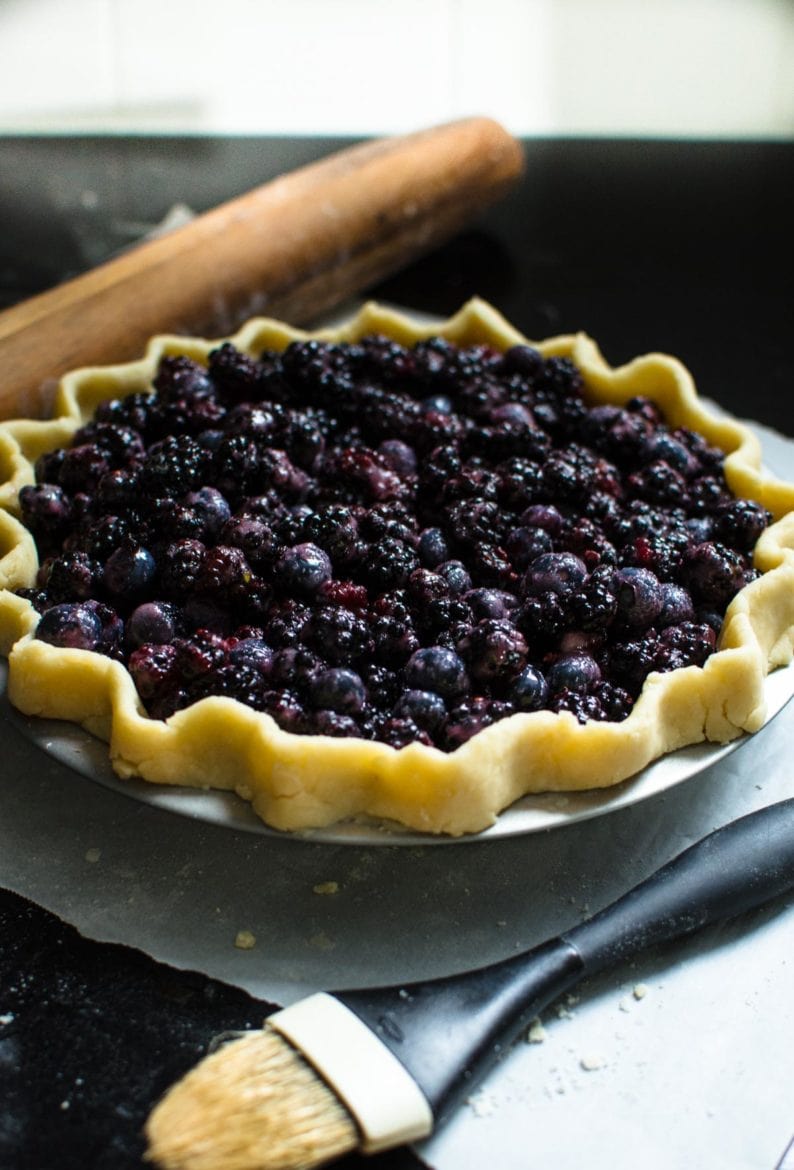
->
[313,881,340,895]
[84,848,101,863]
[467,1090,498,1117]
[633,982,649,1000]
[234,930,256,950]
[580,1053,606,1071]
[527,1018,547,1044]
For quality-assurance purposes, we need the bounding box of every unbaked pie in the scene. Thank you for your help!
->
[1,299,793,835]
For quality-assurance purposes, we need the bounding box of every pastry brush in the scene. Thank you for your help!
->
[145,797,794,1170]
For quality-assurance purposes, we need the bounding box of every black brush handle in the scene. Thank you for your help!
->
[564,797,794,972]
[337,798,794,1124]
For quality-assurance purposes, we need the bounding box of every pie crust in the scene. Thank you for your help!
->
[2,298,794,836]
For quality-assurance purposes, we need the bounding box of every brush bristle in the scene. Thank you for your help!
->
[145,1026,360,1170]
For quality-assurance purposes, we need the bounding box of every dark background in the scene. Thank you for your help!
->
[0,134,793,1169]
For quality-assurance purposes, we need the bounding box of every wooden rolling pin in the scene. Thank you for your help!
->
[0,117,524,420]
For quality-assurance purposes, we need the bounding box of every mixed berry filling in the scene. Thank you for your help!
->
[15,334,770,750]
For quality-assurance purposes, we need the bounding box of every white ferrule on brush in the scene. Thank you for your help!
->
[268,992,434,1152]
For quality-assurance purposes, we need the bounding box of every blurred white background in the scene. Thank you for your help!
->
[0,0,792,137]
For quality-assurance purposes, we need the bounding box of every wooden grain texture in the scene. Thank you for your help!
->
[0,118,524,419]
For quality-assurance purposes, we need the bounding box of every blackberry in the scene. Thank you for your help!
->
[443,697,515,750]
[316,579,369,610]
[128,643,179,701]
[680,542,747,609]
[264,599,311,648]
[190,663,267,710]
[140,435,210,495]
[361,663,401,709]
[196,545,253,597]
[592,680,634,721]
[495,457,545,509]
[374,715,434,749]
[654,622,717,672]
[713,499,770,552]
[172,630,227,682]
[270,647,325,693]
[548,690,606,723]
[159,539,206,598]
[260,688,307,733]
[220,516,282,568]
[38,551,99,603]
[228,637,275,678]
[306,605,373,665]
[371,613,420,666]
[207,342,264,403]
[361,537,419,592]
[603,635,660,696]
[570,566,618,633]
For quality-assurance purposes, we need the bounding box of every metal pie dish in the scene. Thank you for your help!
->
[2,299,794,839]
[3,658,794,845]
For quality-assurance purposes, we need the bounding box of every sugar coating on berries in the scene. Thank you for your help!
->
[17,330,767,750]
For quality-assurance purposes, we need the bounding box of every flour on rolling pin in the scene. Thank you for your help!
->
[0,118,524,420]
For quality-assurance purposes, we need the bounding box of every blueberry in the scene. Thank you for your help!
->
[377,439,418,477]
[509,665,549,711]
[501,344,544,378]
[613,567,663,631]
[36,602,103,651]
[505,525,553,570]
[546,654,602,694]
[656,583,695,628]
[311,667,366,714]
[184,487,232,541]
[275,542,333,595]
[464,588,517,621]
[421,393,454,414]
[522,552,588,598]
[436,560,473,596]
[520,504,564,536]
[103,543,156,599]
[127,601,178,648]
[404,646,470,702]
[393,689,447,733]
[417,527,449,568]
[490,402,535,427]
[19,483,72,540]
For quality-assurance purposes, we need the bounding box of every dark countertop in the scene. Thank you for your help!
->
[1,134,793,1170]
